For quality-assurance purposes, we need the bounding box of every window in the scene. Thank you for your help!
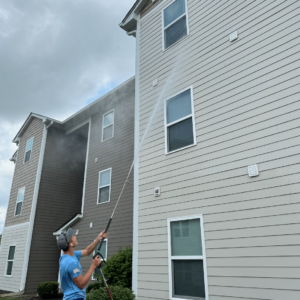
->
[168,216,208,300]
[15,187,25,216]
[163,0,189,50]
[5,246,16,276]
[24,137,34,163]
[165,87,196,154]
[93,239,108,280]
[102,110,114,141]
[97,169,111,204]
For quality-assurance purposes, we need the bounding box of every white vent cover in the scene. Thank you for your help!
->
[154,187,160,197]
[248,164,259,177]
[230,31,238,42]
[90,222,93,228]
[152,78,158,87]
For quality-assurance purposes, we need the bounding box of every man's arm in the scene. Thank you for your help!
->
[72,256,101,289]
[81,231,108,257]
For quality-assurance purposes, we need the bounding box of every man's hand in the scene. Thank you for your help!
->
[96,231,108,242]
[92,255,101,268]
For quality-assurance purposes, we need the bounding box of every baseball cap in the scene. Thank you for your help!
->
[57,228,73,251]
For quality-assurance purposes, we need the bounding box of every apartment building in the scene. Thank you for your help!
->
[120,1,300,300]
[0,77,135,293]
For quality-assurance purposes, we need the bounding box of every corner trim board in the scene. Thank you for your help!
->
[19,124,48,292]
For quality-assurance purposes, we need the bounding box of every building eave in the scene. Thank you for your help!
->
[53,214,83,236]
[119,0,149,33]
[12,113,61,144]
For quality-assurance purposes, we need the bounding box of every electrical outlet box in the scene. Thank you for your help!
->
[154,187,161,197]
[95,158,98,163]
[152,78,158,87]
[230,31,238,42]
[90,223,93,228]
[248,164,259,177]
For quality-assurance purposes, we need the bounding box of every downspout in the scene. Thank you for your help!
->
[19,120,52,292]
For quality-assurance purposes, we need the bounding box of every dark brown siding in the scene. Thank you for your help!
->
[141,0,163,18]
[25,127,87,292]
[73,78,135,284]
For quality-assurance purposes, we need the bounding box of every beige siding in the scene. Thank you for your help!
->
[141,0,164,18]
[137,0,300,299]
[0,223,29,292]
[5,118,44,227]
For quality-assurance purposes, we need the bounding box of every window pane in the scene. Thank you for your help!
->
[164,0,186,27]
[26,138,34,151]
[167,89,192,124]
[168,117,194,152]
[171,219,202,256]
[8,246,16,260]
[17,188,25,203]
[103,125,113,141]
[100,170,111,187]
[24,150,31,163]
[104,112,114,127]
[6,261,13,276]
[165,15,187,49]
[99,186,110,203]
[15,202,22,216]
[173,260,205,299]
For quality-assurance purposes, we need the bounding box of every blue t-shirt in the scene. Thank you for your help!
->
[59,251,86,300]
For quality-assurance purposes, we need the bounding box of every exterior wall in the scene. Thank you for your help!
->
[137,1,300,300]
[0,223,30,292]
[141,0,163,18]
[71,78,135,284]
[5,118,44,226]
[25,126,87,292]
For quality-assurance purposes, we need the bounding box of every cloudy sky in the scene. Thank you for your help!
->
[0,0,135,233]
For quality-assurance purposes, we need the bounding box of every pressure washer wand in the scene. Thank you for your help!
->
[93,160,134,256]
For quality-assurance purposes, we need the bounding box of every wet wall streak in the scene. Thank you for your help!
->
[25,126,88,292]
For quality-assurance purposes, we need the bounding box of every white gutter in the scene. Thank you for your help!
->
[53,214,83,236]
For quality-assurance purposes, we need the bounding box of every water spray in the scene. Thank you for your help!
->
[93,54,182,300]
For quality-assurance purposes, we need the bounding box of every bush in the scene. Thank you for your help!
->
[87,282,103,293]
[87,286,135,300]
[37,281,59,299]
[99,246,132,289]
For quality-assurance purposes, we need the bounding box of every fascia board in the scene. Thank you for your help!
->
[53,214,83,236]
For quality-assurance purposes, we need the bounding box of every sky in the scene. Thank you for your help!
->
[0,0,135,234]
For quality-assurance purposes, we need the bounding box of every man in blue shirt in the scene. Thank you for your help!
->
[57,228,107,300]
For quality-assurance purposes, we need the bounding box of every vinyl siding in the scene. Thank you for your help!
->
[137,0,300,299]
[25,127,87,292]
[5,118,44,227]
[0,223,30,292]
[141,0,164,18]
[68,78,135,285]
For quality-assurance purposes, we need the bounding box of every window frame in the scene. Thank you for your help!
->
[164,85,197,155]
[14,187,25,217]
[97,168,112,205]
[92,239,108,280]
[167,215,209,300]
[23,137,34,164]
[4,245,16,277]
[161,0,190,51]
[102,109,115,142]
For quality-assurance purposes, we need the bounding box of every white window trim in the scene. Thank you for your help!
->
[102,109,115,142]
[14,187,25,217]
[97,168,112,205]
[4,244,16,277]
[167,215,209,300]
[92,239,108,280]
[164,85,197,155]
[23,137,34,164]
[162,0,190,51]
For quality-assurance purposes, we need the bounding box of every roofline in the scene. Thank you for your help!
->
[12,76,135,144]
[53,214,83,236]
[62,76,135,124]
[119,0,149,32]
